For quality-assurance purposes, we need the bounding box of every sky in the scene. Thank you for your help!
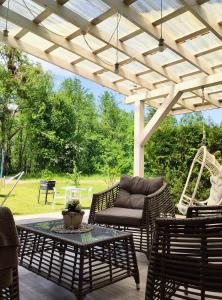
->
[29,55,222,124]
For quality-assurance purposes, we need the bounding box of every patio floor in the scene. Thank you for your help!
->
[15,211,148,300]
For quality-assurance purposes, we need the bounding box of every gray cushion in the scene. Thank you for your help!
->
[114,189,145,209]
[119,175,163,195]
[95,207,142,227]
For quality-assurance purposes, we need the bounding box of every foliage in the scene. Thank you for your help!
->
[96,91,133,186]
[62,200,85,215]
[40,169,54,180]
[67,161,81,186]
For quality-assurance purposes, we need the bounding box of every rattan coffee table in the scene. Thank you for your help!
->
[17,220,140,300]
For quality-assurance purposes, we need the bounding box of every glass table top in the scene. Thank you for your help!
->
[17,220,131,246]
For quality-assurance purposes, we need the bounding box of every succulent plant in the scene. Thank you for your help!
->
[62,200,85,215]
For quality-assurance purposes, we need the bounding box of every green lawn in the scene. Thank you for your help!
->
[0,175,108,215]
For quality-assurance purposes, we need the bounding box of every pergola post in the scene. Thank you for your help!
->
[134,100,144,177]
[133,88,182,177]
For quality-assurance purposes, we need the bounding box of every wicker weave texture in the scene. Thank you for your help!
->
[146,216,222,300]
[187,205,222,218]
[0,268,19,300]
[17,227,139,300]
[88,182,174,257]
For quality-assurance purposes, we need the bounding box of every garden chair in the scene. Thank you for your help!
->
[37,180,56,205]
[88,175,174,257]
[0,207,19,300]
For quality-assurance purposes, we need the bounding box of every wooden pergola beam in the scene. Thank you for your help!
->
[175,28,209,44]
[28,0,214,111]
[2,33,132,96]
[91,8,116,25]
[101,0,213,74]
[140,88,182,146]
[180,0,222,42]
[0,6,155,91]
[125,72,222,103]
[28,0,194,89]
[152,7,187,26]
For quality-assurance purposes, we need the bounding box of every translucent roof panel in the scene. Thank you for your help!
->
[118,80,138,89]
[182,32,222,55]
[0,18,21,36]
[215,66,222,73]
[98,48,129,63]
[148,48,181,66]
[64,0,109,21]
[132,0,182,23]
[201,49,222,68]
[75,60,102,73]
[162,11,205,40]
[155,81,174,89]
[201,1,222,24]
[51,48,80,63]
[41,14,78,37]
[101,71,122,82]
[5,0,45,21]
[123,61,150,74]
[20,32,53,51]
[2,0,221,115]
[97,14,139,40]
[72,34,106,51]
[124,32,158,54]
[167,61,198,77]
[140,71,166,84]
[181,72,206,81]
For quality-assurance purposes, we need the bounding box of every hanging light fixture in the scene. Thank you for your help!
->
[158,0,165,52]
[114,13,120,74]
[1,0,10,43]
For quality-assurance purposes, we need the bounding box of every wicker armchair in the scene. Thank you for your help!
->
[0,207,19,300]
[88,175,174,257]
[146,215,222,300]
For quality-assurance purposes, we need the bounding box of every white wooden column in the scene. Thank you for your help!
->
[134,100,144,177]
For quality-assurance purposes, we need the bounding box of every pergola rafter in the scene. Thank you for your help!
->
[0,0,221,177]
[10,0,213,109]
[1,33,132,96]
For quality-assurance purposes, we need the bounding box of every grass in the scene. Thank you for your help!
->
[0,175,108,215]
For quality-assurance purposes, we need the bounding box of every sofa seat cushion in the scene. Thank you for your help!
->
[114,189,145,209]
[120,175,163,195]
[94,207,143,227]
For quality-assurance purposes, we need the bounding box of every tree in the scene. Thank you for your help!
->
[97,91,134,185]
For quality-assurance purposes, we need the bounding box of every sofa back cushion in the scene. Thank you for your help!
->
[119,175,163,195]
[114,175,163,209]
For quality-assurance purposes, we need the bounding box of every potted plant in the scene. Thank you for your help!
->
[62,200,85,229]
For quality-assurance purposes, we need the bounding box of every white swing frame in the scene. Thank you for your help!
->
[177,146,222,215]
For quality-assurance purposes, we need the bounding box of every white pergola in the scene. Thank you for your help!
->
[0,0,222,176]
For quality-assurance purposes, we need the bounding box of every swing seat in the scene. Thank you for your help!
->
[177,146,222,215]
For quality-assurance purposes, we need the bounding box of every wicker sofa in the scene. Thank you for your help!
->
[0,207,19,300]
[88,175,174,257]
[146,204,222,299]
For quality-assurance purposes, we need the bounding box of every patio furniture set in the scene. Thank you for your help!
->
[38,180,92,207]
[1,175,222,300]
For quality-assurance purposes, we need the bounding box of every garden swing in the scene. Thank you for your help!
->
[0,148,24,206]
[177,88,222,215]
